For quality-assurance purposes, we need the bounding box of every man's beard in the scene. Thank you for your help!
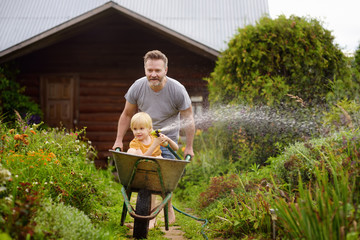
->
[148,77,164,88]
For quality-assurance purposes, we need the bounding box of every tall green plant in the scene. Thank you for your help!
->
[269,129,360,239]
[272,160,359,239]
[207,15,348,106]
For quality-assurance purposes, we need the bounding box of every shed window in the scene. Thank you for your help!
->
[191,96,203,117]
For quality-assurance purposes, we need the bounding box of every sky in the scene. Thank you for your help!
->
[268,0,360,54]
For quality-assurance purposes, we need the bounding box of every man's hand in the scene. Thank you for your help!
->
[112,140,123,151]
[184,145,194,159]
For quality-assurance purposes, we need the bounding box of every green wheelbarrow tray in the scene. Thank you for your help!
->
[109,149,190,237]
[110,150,189,193]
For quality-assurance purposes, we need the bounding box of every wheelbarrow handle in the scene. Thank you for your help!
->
[115,147,122,152]
[184,154,192,161]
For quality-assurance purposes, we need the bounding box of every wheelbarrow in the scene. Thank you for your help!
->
[109,149,190,239]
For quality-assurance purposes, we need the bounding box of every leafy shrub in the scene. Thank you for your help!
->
[34,198,111,240]
[0,122,102,214]
[0,181,42,239]
[322,98,360,131]
[0,65,42,124]
[199,174,239,208]
[207,15,348,106]
[355,44,360,72]
[0,119,128,238]
[206,191,272,239]
[269,129,360,189]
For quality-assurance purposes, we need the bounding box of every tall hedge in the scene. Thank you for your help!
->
[207,15,349,106]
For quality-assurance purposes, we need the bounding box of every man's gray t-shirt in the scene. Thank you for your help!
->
[125,76,191,142]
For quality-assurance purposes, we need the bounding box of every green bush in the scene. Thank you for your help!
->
[207,15,348,106]
[355,44,360,72]
[269,129,360,188]
[322,98,360,131]
[34,199,111,240]
[0,120,126,239]
[0,64,42,124]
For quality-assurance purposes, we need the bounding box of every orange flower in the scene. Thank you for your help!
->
[14,134,22,140]
[30,130,36,135]
[9,129,15,134]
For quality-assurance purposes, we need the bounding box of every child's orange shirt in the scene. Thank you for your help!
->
[129,135,162,157]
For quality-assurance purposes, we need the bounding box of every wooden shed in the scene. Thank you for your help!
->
[0,1,269,167]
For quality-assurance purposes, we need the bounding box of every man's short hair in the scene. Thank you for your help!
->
[144,50,168,68]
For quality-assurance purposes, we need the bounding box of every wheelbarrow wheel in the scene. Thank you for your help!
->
[133,189,151,239]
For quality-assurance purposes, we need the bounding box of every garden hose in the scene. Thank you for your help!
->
[173,205,209,240]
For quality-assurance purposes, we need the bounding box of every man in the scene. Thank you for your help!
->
[112,50,195,226]
[112,50,195,158]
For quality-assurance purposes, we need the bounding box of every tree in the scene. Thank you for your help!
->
[207,15,349,106]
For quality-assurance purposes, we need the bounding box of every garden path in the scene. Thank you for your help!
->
[125,194,187,239]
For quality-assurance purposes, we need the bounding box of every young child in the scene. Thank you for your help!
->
[127,112,178,228]
[127,112,178,157]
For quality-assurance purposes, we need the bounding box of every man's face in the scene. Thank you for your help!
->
[144,59,168,90]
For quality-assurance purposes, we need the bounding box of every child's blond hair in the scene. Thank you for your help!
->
[130,112,153,130]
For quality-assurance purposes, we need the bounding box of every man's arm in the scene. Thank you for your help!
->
[112,101,138,150]
[179,106,195,158]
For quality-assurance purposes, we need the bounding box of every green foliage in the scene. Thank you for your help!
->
[0,120,127,239]
[322,98,360,131]
[271,140,360,239]
[355,43,360,72]
[269,129,360,188]
[34,198,111,240]
[199,174,240,208]
[326,56,360,103]
[182,127,360,239]
[1,182,42,239]
[0,64,42,124]
[199,173,273,239]
[207,15,348,106]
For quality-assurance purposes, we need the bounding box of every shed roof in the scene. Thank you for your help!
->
[0,0,269,60]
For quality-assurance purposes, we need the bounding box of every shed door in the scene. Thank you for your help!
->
[41,75,77,130]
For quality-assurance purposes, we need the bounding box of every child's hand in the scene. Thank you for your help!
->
[158,133,169,147]
[153,136,163,146]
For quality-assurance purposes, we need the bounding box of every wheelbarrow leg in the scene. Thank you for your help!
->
[164,201,169,230]
[120,191,132,226]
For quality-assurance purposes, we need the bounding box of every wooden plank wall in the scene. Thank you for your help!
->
[14,9,215,167]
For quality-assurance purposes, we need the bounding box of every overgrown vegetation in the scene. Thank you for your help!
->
[175,15,360,239]
[204,15,360,167]
[0,119,128,239]
[0,64,42,124]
